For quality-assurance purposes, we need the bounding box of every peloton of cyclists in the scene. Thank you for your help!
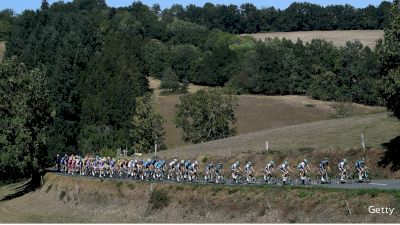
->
[56,153,370,185]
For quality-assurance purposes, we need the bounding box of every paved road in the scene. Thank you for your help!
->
[319,179,400,190]
[49,171,400,191]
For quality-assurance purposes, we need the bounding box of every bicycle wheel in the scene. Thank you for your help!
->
[365,173,372,183]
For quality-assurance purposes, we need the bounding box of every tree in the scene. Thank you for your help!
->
[131,94,166,154]
[160,66,181,93]
[0,57,51,181]
[379,0,400,119]
[175,88,238,143]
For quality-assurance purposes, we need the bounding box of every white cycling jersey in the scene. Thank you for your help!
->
[279,163,288,171]
[338,161,346,170]
[244,164,253,172]
[265,163,273,171]
[298,162,306,170]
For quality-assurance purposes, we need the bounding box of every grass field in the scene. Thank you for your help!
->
[150,77,385,148]
[0,42,5,62]
[153,112,400,159]
[241,30,384,48]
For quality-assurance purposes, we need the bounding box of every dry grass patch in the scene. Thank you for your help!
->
[153,113,400,159]
[241,30,384,48]
[0,42,5,62]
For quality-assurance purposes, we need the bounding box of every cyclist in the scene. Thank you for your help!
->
[279,160,293,184]
[319,158,330,183]
[204,162,214,182]
[263,160,275,182]
[188,161,199,182]
[297,159,311,184]
[338,158,348,183]
[244,162,255,183]
[168,159,178,180]
[215,162,224,183]
[355,158,366,181]
[230,161,241,183]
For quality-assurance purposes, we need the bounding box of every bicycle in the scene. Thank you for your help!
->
[315,171,332,184]
[296,171,312,185]
[335,170,353,184]
[263,172,278,185]
[279,173,293,185]
[353,167,371,183]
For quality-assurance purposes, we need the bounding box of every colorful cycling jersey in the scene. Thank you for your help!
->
[298,162,306,170]
[338,161,346,170]
[319,160,329,169]
[155,162,162,169]
[169,161,176,167]
[185,161,191,169]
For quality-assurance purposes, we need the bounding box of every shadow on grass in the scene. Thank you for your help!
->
[378,136,400,172]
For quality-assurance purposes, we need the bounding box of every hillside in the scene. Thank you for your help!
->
[0,42,5,62]
[153,113,400,159]
[0,173,398,223]
[241,30,384,48]
[149,77,385,148]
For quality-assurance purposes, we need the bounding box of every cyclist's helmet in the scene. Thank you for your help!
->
[236,161,240,165]
[343,159,347,163]
[324,157,329,161]
[284,160,288,165]
[304,159,308,164]
[174,159,177,162]
[180,160,184,164]
[194,161,199,165]
[248,162,252,166]
[270,160,274,165]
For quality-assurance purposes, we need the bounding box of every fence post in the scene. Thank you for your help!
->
[266,141,269,153]
[361,133,366,150]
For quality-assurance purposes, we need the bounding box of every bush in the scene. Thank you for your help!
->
[99,148,116,158]
[331,101,354,118]
[202,157,208,163]
[149,189,170,210]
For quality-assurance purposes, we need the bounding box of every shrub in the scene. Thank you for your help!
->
[149,189,170,210]
[99,148,116,158]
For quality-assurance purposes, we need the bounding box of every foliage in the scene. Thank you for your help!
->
[160,67,182,93]
[149,189,169,210]
[0,57,51,181]
[131,93,166,154]
[163,1,391,34]
[379,1,400,119]
[99,148,116,158]
[175,88,238,143]
[0,9,14,40]
[331,101,355,118]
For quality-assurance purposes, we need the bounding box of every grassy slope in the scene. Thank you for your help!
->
[0,173,398,223]
[154,113,400,159]
[241,30,384,48]
[150,77,384,148]
[0,41,5,62]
